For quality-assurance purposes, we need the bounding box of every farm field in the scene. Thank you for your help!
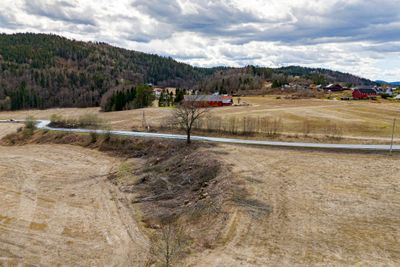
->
[1,96,399,143]
[185,144,400,266]
[0,124,400,265]
[0,126,149,266]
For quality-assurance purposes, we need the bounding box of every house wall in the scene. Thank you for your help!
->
[352,90,377,99]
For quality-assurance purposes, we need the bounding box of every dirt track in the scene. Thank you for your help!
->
[0,126,149,266]
[185,145,400,266]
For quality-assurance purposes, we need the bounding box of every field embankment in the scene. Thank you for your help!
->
[1,127,241,266]
[0,130,149,266]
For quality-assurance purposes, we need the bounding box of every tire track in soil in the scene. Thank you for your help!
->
[0,140,149,266]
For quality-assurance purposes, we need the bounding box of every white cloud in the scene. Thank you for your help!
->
[0,0,399,81]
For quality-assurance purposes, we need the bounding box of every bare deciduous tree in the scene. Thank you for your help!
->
[172,97,209,144]
[150,223,189,267]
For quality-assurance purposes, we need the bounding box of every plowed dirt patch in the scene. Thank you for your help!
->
[0,141,148,266]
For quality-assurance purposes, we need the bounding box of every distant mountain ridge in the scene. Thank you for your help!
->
[375,80,400,86]
[0,33,376,110]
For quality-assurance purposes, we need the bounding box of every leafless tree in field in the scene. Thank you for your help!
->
[150,223,189,267]
[172,97,209,144]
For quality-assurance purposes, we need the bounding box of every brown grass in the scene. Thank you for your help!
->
[29,222,48,231]
[1,96,399,143]
[1,123,400,266]
[1,128,239,265]
[183,144,400,266]
[0,129,149,266]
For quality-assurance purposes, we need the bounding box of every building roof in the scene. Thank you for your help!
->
[184,95,232,102]
[325,84,342,88]
[354,88,377,94]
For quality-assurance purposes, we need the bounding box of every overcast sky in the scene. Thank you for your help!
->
[1,0,400,81]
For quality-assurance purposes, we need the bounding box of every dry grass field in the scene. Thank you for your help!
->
[1,123,399,266]
[185,145,400,266]
[1,96,399,143]
[0,126,149,266]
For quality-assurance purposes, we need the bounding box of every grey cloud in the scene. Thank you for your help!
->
[169,52,208,61]
[0,13,20,29]
[245,0,400,45]
[130,0,400,47]
[131,0,262,38]
[366,43,400,53]
[24,0,97,26]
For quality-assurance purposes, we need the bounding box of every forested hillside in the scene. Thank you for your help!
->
[276,66,375,86]
[194,65,374,95]
[0,33,212,109]
[0,33,375,110]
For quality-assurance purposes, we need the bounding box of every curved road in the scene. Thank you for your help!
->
[1,120,399,152]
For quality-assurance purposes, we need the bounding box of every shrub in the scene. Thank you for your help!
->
[324,121,343,139]
[102,123,112,142]
[50,114,63,124]
[24,116,36,131]
[89,131,98,143]
[78,114,103,129]
[150,223,190,267]
[302,120,312,136]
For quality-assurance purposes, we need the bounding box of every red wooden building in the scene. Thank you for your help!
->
[184,95,233,107]
[352,88,377,99]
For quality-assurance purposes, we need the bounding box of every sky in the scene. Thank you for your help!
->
[1,0,400,81]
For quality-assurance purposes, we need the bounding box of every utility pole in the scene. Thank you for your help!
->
[390,118,396,154]
[142,111,149,132]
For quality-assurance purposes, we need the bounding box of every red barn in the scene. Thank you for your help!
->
[352,88,377,99]
[184,95,233,107]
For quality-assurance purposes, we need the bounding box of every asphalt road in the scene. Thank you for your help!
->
[1,120,399,152]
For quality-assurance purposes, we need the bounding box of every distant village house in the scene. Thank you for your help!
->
[324,84,345,92]
[352,88,377,99]
[184,95,233,107]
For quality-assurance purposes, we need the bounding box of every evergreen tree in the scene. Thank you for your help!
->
[159,90,166,107]
[174,88,185,104]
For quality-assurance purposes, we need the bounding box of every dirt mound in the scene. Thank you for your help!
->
[0,123,22,138]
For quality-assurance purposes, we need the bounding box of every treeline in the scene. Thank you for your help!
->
[194,66,270,94]
[276,66,375,86]
[194,65,375,94]
[100,84,155,112]
[158,88,185,107]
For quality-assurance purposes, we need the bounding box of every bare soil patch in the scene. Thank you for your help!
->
[1,128,240,266]
[0,141,149,266]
